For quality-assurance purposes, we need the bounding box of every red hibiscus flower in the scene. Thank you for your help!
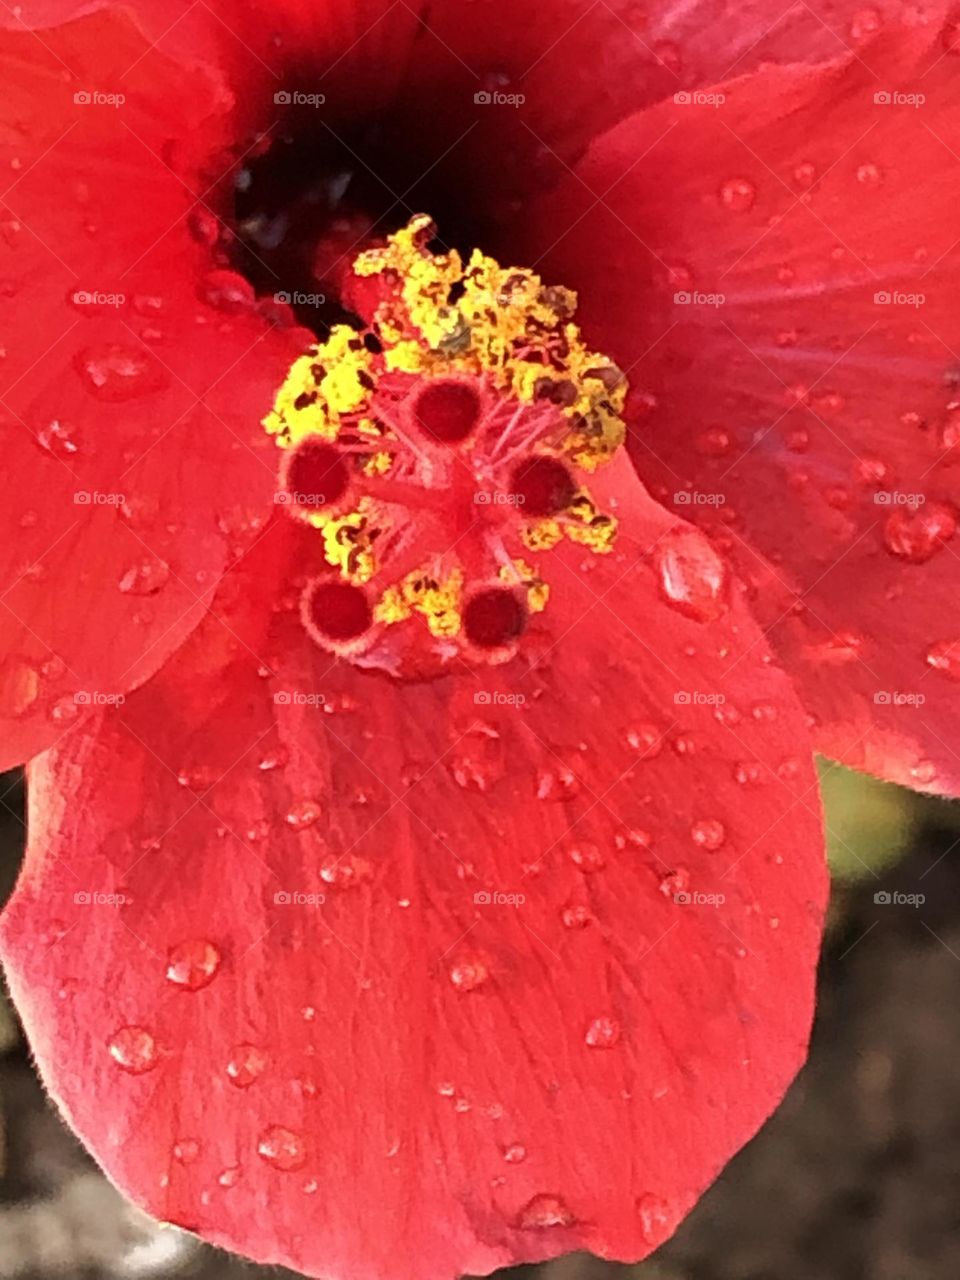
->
[0,2,955,1278]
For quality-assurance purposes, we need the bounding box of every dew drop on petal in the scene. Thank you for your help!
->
[519,1194,576,1229]
[503,1143,527,1163]
[36,419,79,457]
[623,723,664,758]
[561,903,593,929]
[173,1139,200,1164]
[654,527,728,622]
[585,1015,621,1048]
[226,1043,268,1088]
[218,1166,241,1188]
[75,344,164,401]
[568,843,605,872]
[690,818,726,850]
[257,1125,307,1171]
[166,939,221,990]
[118,558,170,596]
[856,162,882,187]
[882,503,956,563]
[719,177,756,211]
[926,638,960,680]
[285,798,323,829]
[449,958,489,992]
[108,1025,159,1074]
[199,269,255,314]
[636,1192,673,1242]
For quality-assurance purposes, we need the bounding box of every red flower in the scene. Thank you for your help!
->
[0,2,954,1278]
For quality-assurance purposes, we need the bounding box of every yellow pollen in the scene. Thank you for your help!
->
[261,216,628,655]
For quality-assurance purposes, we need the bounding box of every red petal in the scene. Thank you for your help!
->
[526,13,960,794]
[1,462,826,1280]
[0,11,308,767]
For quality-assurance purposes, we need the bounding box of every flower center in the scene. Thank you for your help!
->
[263,216,627,678]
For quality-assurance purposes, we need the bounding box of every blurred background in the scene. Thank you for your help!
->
[1,763,958,1280]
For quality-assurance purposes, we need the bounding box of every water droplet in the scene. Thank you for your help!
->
[654,527,728,622]
[636,1192,673,1242]
[75,344,164,401]
[690,818,726,850]
[793,161,816,188]
[585,1015,621,1048]
[166,939,221,990]
[173,1139,200,1164]
[218,1166,240,1188]
[849,7,881,39]
[199,269,255,314]
[623,723,664,758]
[36,418,79,457]
[883,502,956,562]
[285,798,322,829]
[188,208,221,246]
[448,723,505,791]
[503,1143,527,1163]
[118,558,170,596]
[719,177,756,211]
[568,842,605,872]
[519,1193,576,1229]
[856,162,882,187]
[49,694,81,724]
[561,903,593,929]
[535,764,580,801]
[449,958,489,992]
[257,1125,307,1171]
[226,1043,268,1087]
[926,638,960,679]
[660,866,690,897]
[108,1025,159,1074]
